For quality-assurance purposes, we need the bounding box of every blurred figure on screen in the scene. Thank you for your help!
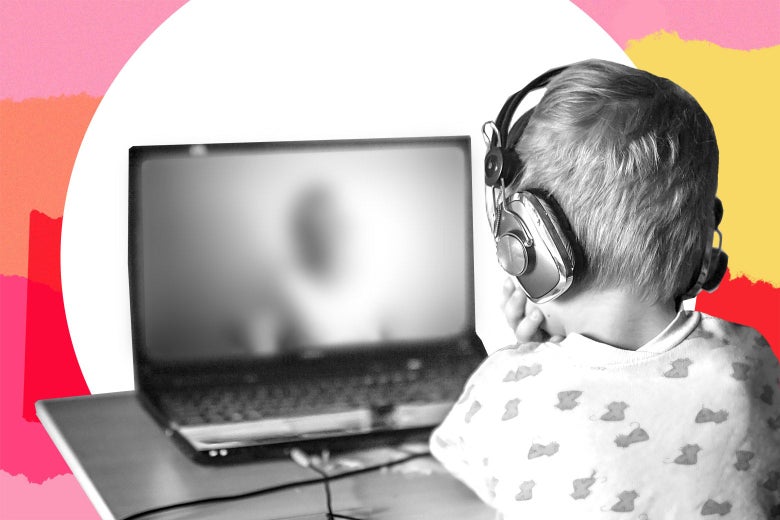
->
[234,181,388,356]
[284,181,387,348]
[291,183,353,283]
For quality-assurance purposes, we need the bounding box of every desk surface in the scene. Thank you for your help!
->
[37,392,494,520]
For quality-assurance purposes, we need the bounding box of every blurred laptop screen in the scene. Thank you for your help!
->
[133,138,471,361]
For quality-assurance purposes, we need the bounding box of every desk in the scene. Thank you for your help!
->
[37,393,494,520]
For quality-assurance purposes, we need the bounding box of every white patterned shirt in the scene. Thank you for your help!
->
[431,311,780,519]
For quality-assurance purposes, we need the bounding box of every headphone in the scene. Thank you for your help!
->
[483,65,728,304]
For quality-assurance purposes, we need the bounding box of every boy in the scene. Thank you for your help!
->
[431,60,780,518]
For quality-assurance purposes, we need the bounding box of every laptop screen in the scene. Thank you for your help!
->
[130,137,472,363]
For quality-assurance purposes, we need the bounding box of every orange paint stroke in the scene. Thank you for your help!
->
[0,95,101,277]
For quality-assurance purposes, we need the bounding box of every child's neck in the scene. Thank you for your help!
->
[547,289,678,351]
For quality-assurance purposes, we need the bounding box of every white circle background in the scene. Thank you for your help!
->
[62,0,631,394]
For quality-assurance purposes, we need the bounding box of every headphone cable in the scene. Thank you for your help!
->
[120,450,431,520]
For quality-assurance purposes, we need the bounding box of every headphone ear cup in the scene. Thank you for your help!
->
[682,199,727,299]
[713,197,724,226]
[524,190,580,275]
[484,148,505,187]
[702,250,728,292]
[533,195,575,268]
[484,148,522,188]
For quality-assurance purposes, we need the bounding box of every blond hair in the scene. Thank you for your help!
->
[514,59,719,302]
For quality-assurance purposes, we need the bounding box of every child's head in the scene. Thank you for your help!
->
[513,59,719,303]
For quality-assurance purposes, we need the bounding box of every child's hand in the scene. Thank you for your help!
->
[502,278,563,344]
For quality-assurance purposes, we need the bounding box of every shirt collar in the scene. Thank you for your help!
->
[556,310,701,365]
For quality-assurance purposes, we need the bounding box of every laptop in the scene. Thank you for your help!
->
[128,136,485,463]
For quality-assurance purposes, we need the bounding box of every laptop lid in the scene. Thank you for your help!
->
[129,136,479,393]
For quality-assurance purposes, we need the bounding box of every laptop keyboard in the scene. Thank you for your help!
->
[159,361,475,427]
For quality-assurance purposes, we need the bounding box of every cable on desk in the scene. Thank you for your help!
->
[291,448,369,520]
[308,465,363,520]
[120,449,431,520]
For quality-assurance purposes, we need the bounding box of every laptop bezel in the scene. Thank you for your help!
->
[128,135,480,393]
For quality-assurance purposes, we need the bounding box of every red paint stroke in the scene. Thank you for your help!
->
[696,270,779,359]
[1,275,71,482]
[22,211,89,422]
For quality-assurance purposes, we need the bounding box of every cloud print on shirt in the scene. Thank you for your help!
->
[614,426,649,448]
[555,390,582,410]
[695,408,728,424]
[528,442,559,459]
[503,364,542,382]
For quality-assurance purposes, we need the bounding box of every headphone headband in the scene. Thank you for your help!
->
[485,66,569,189]
[493,66,569,148]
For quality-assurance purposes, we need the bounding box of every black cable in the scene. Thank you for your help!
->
[121,450,431,520]
[308,466,335,519]
[309,463,367,520]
